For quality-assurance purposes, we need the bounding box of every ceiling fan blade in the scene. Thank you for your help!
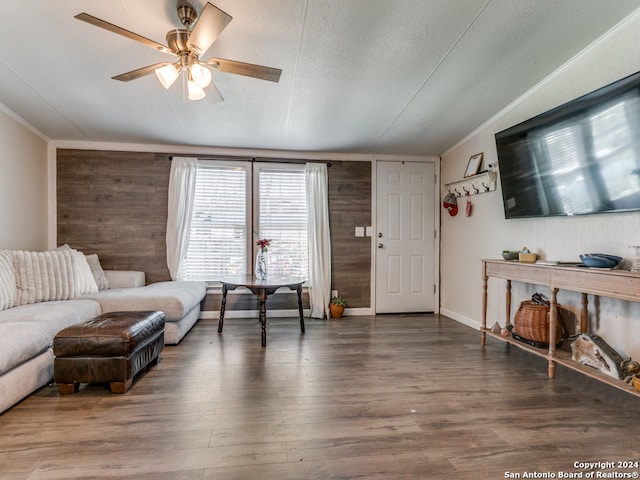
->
[75,13,175,56]
[207,58,282,83]
[188,3,232,56]
[112,62,172,82]
[206,82,225,104]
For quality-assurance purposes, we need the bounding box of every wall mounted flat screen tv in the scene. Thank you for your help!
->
[495,70,640,219]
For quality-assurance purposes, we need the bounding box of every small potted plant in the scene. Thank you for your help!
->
[329,295,346,319]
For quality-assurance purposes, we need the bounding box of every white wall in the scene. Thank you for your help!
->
[440,12,640,360]
[0,109,48,250]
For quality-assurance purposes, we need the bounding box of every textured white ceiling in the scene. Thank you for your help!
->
[0,1,639,155]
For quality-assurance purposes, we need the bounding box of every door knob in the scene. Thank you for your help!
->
[378,243,384,248]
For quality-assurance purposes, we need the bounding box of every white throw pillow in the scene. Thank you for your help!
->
[0,250,16,311]
[72,250,99,295]
[56,245,99,295]
[85,253,110,290]
[13,249,77,305]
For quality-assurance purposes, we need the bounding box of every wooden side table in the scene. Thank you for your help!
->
[217,275,306,347]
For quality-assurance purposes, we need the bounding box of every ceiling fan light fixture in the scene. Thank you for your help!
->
[75,2,281,104]
[190,63,212,89]
[155,64,180,89]
[187,79,206,101]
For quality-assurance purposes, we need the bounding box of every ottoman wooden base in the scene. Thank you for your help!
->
[54,311,165,394]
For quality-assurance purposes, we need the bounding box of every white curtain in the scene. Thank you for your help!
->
[166,157,198,280]
[305,163,331,318]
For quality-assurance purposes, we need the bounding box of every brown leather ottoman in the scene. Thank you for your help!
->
[54,311,165,394]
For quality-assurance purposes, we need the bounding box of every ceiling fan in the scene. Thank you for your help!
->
[75,1,282,101]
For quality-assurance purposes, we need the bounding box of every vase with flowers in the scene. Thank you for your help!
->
[255,238,271,279]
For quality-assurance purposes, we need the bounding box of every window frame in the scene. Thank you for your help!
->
[182,159,308,284]
[182,159,251,282]
[252,162,308,278]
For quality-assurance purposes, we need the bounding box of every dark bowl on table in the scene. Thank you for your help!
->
[579,253,622,268]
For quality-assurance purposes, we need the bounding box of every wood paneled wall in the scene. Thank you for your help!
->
[328,161,371,308]
[56,150,372,309]
[57,149,172,284]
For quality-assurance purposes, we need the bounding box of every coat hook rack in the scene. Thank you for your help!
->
[444,171,497,198]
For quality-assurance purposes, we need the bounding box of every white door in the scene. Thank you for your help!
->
[376,161,436,313]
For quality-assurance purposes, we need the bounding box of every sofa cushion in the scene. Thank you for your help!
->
[0,299,102,376]
[103,270,145,289]
[0,251,16,311]
[83,281,206,322]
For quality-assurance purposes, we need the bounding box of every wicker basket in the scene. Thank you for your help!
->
[512,300,564,348]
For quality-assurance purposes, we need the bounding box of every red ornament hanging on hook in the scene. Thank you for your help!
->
[465,192,472,217]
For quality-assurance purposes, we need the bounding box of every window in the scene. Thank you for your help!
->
[181,160,308,281]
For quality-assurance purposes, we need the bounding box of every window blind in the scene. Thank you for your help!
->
[182,163,249,280]
[180,160,309,281]
[256,166,308,278]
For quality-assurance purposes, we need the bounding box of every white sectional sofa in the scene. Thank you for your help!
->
[0,247,206,414]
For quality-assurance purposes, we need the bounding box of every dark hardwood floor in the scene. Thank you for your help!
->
[1,314,639,479]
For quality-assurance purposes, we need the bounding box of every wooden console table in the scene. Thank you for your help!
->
[482,259,640,396]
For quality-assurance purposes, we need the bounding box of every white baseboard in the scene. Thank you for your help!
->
[199,309,306,319]
[440,308,482,331]
[199,306,373,319]
[344,307,373,316]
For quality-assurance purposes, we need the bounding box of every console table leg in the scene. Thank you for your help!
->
[481,270,488,346]
[580,293,589,333]
[505,280,512,327]
[548,287,559,379]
